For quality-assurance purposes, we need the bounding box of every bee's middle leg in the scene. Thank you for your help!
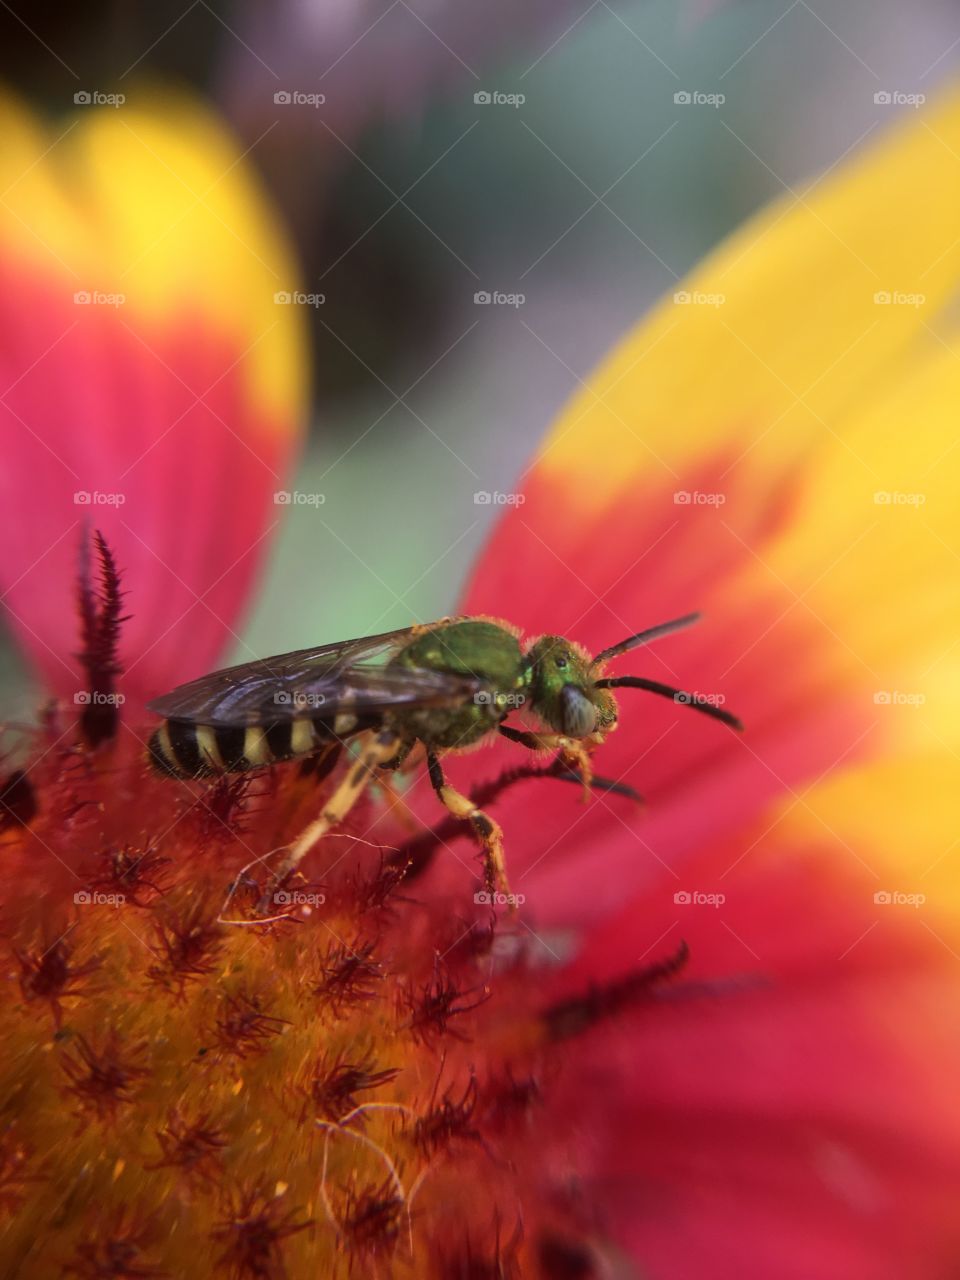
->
[425,749,511,902]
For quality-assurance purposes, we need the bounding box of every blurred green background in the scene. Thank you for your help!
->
[1,0,956,709]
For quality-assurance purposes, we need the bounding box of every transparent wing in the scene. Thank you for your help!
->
[146,625,482,726]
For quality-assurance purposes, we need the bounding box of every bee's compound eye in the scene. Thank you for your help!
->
[559,685,597,737]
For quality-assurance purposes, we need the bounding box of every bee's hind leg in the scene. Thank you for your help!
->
[425,749,512,906]
[259,727,403,913]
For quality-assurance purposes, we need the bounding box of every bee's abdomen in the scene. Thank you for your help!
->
[148,713,377,779]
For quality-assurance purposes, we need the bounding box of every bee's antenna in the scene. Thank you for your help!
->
[593,675,743,730]
[591,613,701,668]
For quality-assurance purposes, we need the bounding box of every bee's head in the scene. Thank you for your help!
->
[523,635,618,740]
[523,614,743,742]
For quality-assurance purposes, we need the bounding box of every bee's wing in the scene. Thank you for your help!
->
[146,625,482,726]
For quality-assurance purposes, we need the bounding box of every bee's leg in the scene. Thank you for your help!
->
[261,728,403,911]
[376,769,420,835]
[376,741,424,833]
[378,740,414,772]
[498,725,594,801]
[425,749,512,902]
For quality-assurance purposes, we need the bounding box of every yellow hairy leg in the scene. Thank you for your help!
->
[260,728,403,909]
[498,725,595,801]
[425,749,513,904]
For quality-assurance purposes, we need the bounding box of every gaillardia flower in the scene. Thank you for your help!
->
[2,88,960,1280]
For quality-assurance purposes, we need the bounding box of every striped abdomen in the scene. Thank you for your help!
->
[148,712,381,779]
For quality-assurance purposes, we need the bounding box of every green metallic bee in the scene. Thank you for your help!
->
[147,613,741,910]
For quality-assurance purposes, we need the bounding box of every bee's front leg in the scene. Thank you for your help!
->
[498,725,595,802]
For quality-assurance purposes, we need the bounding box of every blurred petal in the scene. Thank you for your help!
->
[450,82,960,1280]
[0,88,308,702]
[552,812,960,1279]
[461,89,960,928]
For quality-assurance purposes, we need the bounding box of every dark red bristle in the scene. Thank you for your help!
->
[212,1182,310,1280]
[75,530,129,748]
[305,1052,399,1124]
[61,1030,150,1120]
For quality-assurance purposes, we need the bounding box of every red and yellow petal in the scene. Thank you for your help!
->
[545,779,960,1278]
[461,89,960,932]
[454,87,960,1279]
[0,87,308,702]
